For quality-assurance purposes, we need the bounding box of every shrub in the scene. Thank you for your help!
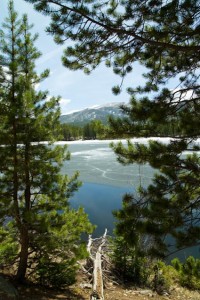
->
[111,237,152,285]
[36,258,77,288]
[172,256,200,290]
[152,260,178,293]
[0,227,18,266]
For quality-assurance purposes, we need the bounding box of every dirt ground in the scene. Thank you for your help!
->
[15,277,200,300]
[1,269,200,300]
[15,284,200,300]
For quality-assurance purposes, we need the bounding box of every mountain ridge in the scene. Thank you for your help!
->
[60,102,125,125]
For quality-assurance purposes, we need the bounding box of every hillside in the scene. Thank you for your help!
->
[60,102,125,125]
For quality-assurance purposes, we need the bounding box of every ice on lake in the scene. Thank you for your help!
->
[59,138,200,248]
[60,137,200,188]
[62,138,157,188]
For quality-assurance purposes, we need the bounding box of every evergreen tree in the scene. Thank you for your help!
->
[83,122,96,139]
[112,192,152,284]
[61,123,83,140]
[90,120,106,139]
[0,1,93,284]
[24,1,200,256]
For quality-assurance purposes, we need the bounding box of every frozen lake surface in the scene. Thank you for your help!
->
[61,138,156,236]
[61,137,200,188]
[60,138,200,261]
[62,138,158,188]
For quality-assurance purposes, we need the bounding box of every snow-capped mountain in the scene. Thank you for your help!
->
[60,102,125,125]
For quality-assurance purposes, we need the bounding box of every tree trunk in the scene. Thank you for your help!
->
[88,229,107,300]
[16,143,31,282]
[92,250,104,300]
[16,226,29,283]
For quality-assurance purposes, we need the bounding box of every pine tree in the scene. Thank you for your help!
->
[24,1,200,256]
[112,192,152,284]
[0,1,93,284]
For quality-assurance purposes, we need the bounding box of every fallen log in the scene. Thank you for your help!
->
[87,229,107,300]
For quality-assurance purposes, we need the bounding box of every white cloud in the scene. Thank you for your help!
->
[59,98,71,114]
[36,46,66,66]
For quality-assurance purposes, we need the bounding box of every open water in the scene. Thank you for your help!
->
[61,139,155,235]
[60,138,200,260]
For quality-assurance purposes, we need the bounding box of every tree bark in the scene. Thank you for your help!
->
[88,229,107,300]
[16,226,29,282]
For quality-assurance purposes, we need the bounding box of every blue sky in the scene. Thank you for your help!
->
[1,0,146,115]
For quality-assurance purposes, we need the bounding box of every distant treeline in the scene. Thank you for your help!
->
[60,120,109,140]
[59,118,186,141]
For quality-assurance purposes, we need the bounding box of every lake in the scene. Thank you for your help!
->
[59,138,200,260]
[61,138,156,235]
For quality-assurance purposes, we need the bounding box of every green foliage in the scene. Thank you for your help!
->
[24,0,200,85]
[112,193,153,285]
[172,257,200,290]
[83,120,107,140]
[0,226,18,265]
[59,120,108,140]
[110,140,200,257]
[90,120,107,139]
[153,261,178,292]
[26,0,199,266]
[61,123,82,140]
[83,122,96,140]
[36,259,76,288]
[0,1,93,283]
[111,236,151,285]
